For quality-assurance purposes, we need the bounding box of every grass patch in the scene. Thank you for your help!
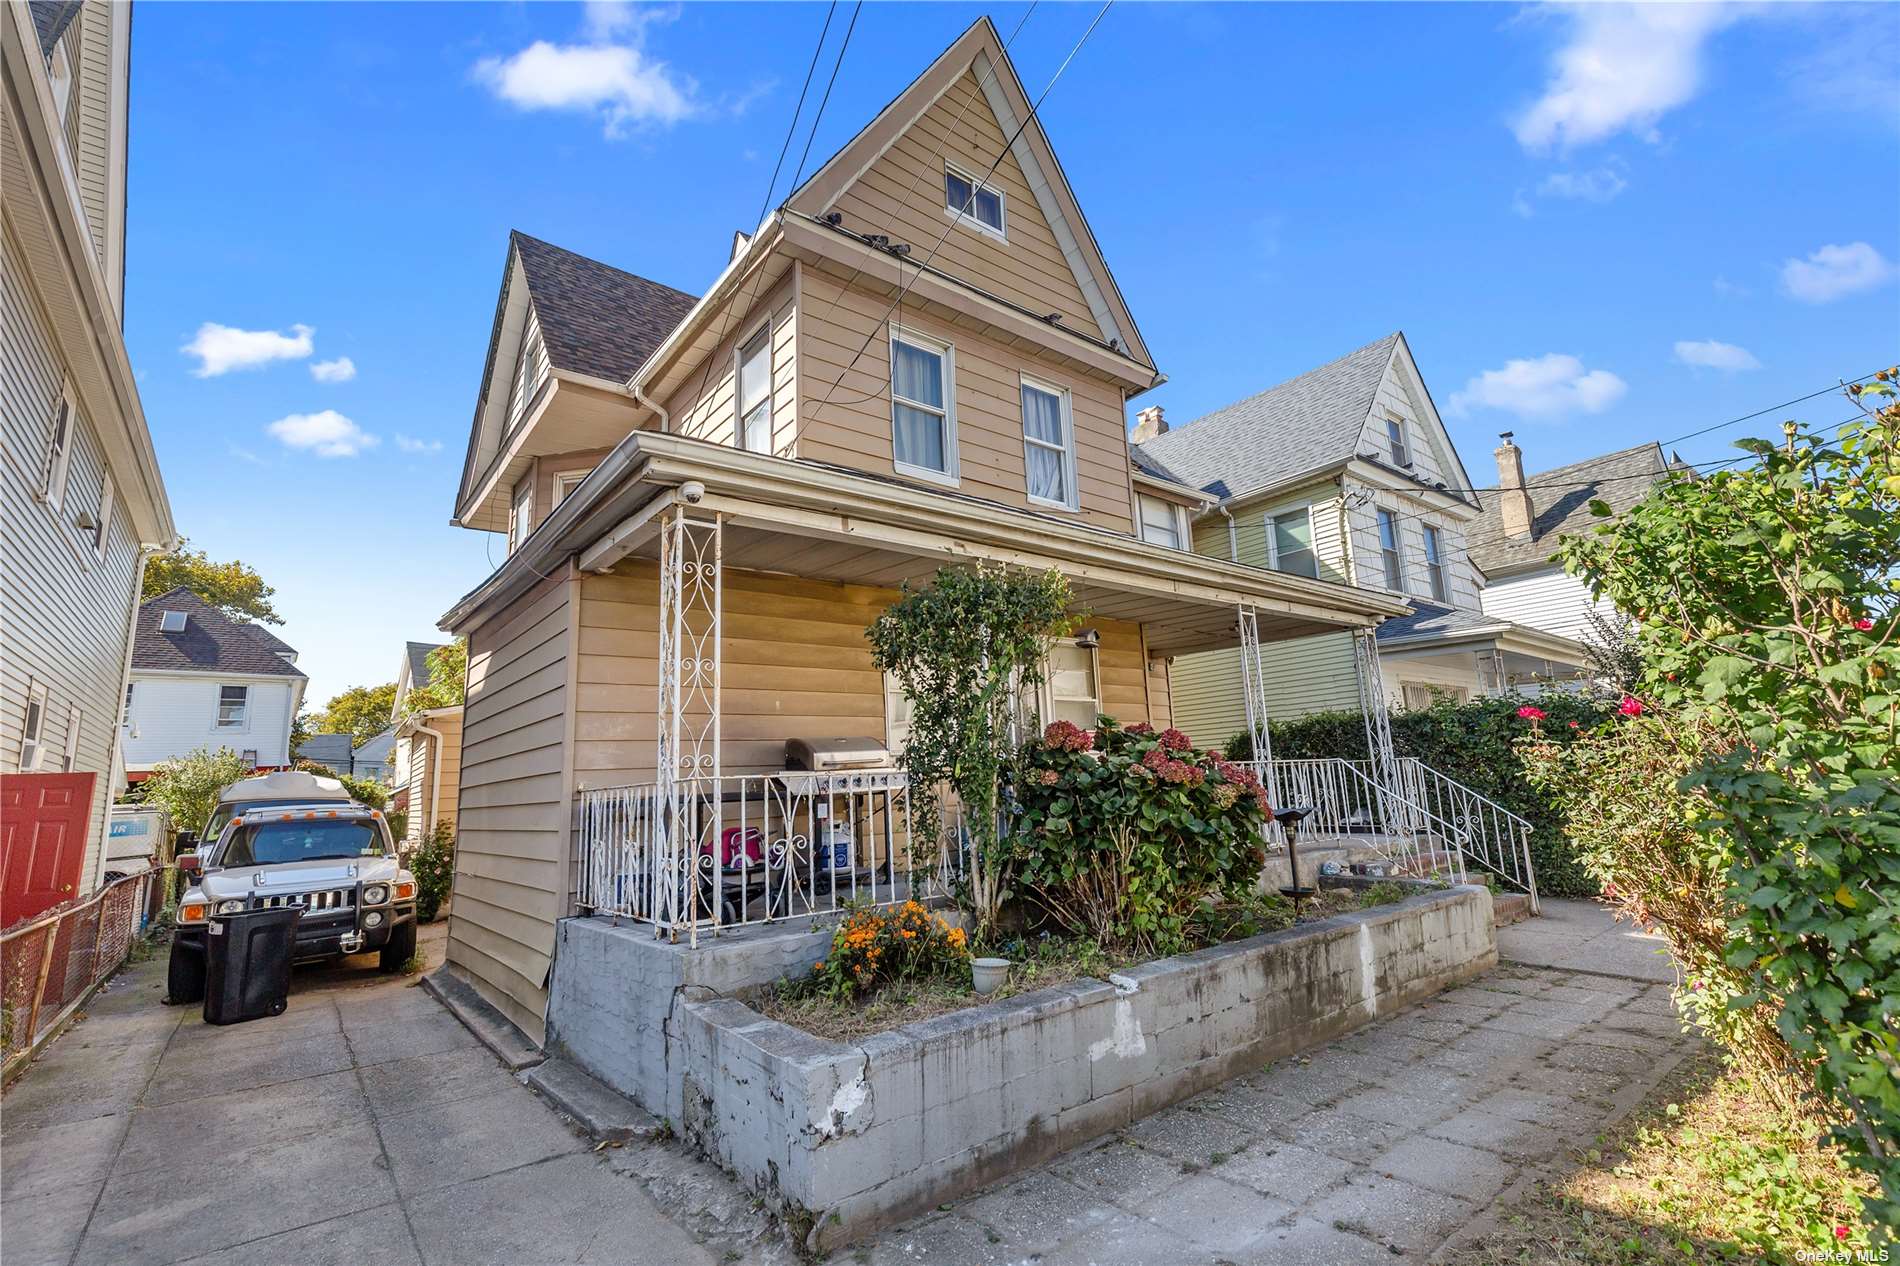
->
[756,883,1418,1043]
[1464,1048,1877,1264]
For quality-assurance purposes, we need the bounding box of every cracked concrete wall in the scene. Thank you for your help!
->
[547,886,1496,1250]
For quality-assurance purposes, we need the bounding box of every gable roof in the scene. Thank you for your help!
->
[294,733,353,767]
[406,641,446,689]
[133,588,306,678]
[511,232,698,384]
[783,17,1154,373]
[237,622,296,656]
[1134,334,1402,499]
[1467,441,1677,576]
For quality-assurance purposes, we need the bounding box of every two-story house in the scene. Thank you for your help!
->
[2,1,175,923]
[123,589,306,779]
[389,640,461,849]
[1135,333,1589,745]
[432,19,1413,1041]
[1469,435,1682,642]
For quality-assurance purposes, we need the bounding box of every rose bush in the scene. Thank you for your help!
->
[1008,717,1269,955]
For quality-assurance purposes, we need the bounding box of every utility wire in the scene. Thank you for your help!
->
[787,1,863,197]
[753,1,838,232]
[810,0,1115,416]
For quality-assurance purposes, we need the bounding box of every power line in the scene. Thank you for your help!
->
[787,1,864,197]
[809,0,1115,416]
[1658,373,1884,447]
[752,2,838,232]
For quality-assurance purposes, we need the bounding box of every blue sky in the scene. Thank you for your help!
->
[123,1,1900,709]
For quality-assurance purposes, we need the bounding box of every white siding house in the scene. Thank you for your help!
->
[124,590,306,777]
[3,0,174,900]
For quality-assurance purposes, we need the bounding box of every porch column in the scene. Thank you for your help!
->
[656,506,722,940]
[1351,627,1402,819]
[1236,605,1274,772]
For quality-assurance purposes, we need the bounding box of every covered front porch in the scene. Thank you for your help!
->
[1376,603,1591,710]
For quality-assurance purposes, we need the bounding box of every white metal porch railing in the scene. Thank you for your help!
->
[1241,757,1539,910]
[575,771,967,940]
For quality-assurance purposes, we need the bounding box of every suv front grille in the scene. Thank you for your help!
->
[252,888,354,912]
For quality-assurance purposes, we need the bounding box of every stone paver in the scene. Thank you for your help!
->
[5,899,1700,1265]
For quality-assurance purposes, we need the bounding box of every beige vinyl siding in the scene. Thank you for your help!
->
[666,274,797,456]
[797,270,1134,531]
[828,68,1102,341]
[573,563,1164,787]
[448,572,572,1043]
[504,306,550,438]
[403,709,464,847]
[529,448,613,532]
[1,227,141,892]
[1168,632,1362,747]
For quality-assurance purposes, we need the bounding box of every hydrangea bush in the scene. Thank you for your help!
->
[1008,717,1269,955]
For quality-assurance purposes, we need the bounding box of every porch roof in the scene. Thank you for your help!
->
[441,432,1411,654]
[1375,603,1587,667]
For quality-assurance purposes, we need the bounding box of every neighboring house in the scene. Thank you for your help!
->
[1469,436,1681,643]
[123,589,306,778]
[433,19,1410,1040]
[292,727,396,783]
[389,640,461,848]
[1135,333,1589,743]
[2,0,176,922]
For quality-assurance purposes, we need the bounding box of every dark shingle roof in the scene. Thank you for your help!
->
[236,623,296,656]
[1467,442,1676,576]
[406,641,446,688]
[1134,334,1401,500]
[294,733,353,768]
[133,589,306,677]
[29,1,81,57]
[1375,603,1505,643]
[512,232,698,383]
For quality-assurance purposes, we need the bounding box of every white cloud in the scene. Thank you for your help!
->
[473,5,695,138]
[1712,276,1751,299]
[1779,242,1898,304]
[1673,339,1760,371]
[266,410,379,458]
[394,434,443,455]
[1450,354,1628,421]
[1536,165,1628,203]
[1513,4,1735,152]
[181,322,313,377]
[310,356,356,383]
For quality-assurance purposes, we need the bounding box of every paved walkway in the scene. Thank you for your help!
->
[4,900,1698,1265]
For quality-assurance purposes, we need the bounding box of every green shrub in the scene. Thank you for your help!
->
[141,747,252,839]
[807,900,970,1000]
[1221,694,1614,898]
[412,821,456,922]
[1009,717,1269,955]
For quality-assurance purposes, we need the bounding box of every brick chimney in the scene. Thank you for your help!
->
[1131,405,1167,444]
[1495,432,1533,539]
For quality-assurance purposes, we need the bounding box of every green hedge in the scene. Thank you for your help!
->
[1221,694,1614,898]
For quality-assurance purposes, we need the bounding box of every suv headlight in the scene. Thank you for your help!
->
[362,884,389,906]
[215,899,247,915]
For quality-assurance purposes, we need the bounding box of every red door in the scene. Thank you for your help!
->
[1,774,96,927]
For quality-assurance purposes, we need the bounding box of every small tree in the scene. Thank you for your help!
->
[143,539,282,624]
[412,821,456,921]
[866,565,1075,937]
[403,640,467,713]
[142,747,251,838]
[312,683,398,747]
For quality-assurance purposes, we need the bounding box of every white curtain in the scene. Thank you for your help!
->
[893,341,945,470]
[1022,385,1067,503]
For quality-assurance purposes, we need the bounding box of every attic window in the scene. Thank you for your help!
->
[1386,416,1411,468]
[944,164,1004,239]
[160,611,187,633]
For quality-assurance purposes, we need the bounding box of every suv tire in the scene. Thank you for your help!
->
[167,936,207,1005]
[379,920,417,973]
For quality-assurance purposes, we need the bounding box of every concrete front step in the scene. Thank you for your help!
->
[1493,891,1534,925]
[524,1055,665,1143]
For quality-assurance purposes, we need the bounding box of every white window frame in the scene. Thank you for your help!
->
[882,671,914,756]
[92,471,115,560]
[1375,507,1403,591]
[41,383,76,510]
[1422,523,1449,603]
[508,321,544,434]
[61,706,82,773]
[1019,374,1077,511]
[1385,414,1411,468]
[943,161,1006,241]
[123,682,134,729]
[159,610,186,633]
[889,326,958,486]
[216,684,250,731]
[550,468,592,507]
[508,476,534,552]
[1266,505,1319,578]
[1040,638,1101,729]
[1137,494,1188,549]
[733,318,774,454]
[20,681,48,771]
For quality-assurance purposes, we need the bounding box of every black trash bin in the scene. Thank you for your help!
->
[203,906,302,1025]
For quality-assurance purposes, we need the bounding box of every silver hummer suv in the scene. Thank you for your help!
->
[168,774,418,1002]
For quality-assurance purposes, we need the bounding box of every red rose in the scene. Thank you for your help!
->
[1516,705,1546,722]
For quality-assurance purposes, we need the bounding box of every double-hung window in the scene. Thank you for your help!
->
[890,330,955,481]
[735,324,773,454]
[1138,494,1185,548]
[1422,524,1449,603]
[41,387,75,509]
[123,683,134,728]
[217,685,249,730]
[1268,508,1318,578]
[944,164,1004,238]
[61,707,82,773]
[1386,415,1411,468]
[1376,508,1403,591]
[1020,377,1076,510]
[508,476,533,553]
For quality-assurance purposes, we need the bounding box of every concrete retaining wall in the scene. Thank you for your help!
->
[546,885,1496,1251]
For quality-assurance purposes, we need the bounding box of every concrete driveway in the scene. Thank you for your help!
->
[0,924,750,1266]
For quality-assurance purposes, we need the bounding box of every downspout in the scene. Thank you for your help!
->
[412,720,448,846]
[631,375,671,434]
[1219,504,1238,562]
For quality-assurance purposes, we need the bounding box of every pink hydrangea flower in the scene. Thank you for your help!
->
[1125,721,1154,736]
[1157,727,1193,753]
[1042,720,1094,752]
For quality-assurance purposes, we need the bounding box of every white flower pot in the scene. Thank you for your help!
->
[971,957,1011,996]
